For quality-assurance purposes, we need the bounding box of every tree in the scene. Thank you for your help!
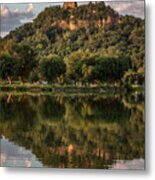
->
[122,69,144,86]
[130,25,145,70]
[14,44,37,82]
[94,56,131,82]
[0,53,18,84]
[39,54,66,83]
[82,64,94,84]
[81,54,97,84]
[64,51,85,83]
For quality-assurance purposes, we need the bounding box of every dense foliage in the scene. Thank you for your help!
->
[0,2,145,86]
[39,54,66,83]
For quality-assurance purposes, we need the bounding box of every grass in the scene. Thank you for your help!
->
[0,81,144,94]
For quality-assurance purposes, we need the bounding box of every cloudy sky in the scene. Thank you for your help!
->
[0,1,144,37]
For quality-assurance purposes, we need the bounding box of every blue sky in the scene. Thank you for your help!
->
[0,1,144,37]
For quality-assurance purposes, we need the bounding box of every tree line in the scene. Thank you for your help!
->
[0,44,132,85]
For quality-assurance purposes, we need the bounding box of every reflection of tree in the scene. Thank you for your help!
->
[0,93,144,168]
[7,94,13,104]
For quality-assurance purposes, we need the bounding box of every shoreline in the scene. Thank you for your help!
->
[0,83,144,94]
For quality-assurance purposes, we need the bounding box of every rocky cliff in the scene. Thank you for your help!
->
[63,2,78,9]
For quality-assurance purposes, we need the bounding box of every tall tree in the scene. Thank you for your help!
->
[39,54,66,83]
[14,44,37,82]
[0,53,18,84]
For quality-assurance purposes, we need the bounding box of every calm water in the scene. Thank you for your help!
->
[0,93,145,169]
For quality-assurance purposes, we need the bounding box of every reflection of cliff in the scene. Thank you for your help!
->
[0,94,144,168]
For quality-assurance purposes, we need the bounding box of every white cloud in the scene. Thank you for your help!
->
[14,8,19,13]
[1,4,35,37]
[105,0,144,18]
[113,2,131,12]
[26,3,34,13]
[0,3,34,18]
[0,31,9,38]
[0,4,10,17]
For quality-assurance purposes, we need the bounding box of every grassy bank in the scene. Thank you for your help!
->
[0,82,144,94]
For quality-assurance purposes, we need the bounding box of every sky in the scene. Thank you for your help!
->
[0,1,145,38]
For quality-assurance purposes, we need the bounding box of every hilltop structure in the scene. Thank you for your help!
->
[61,2,114,31]
[63,2,78,9]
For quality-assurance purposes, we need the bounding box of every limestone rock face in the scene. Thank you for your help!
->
[63,2,77,9]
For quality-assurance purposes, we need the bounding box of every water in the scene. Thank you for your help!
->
[0,93,145,169]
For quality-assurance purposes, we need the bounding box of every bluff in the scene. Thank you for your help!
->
[0,1,144,70]
[63,2,78,9]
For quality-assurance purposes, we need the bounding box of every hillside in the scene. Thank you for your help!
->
[0,2,145,86]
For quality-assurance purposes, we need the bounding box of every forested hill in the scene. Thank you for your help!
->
[0,2,145,85]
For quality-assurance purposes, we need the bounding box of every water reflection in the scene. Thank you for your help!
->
[111,159,144,170]
[0,93,145,169]
[0,136,42,168]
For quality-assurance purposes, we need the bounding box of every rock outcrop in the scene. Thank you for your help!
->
[63,2,78,9]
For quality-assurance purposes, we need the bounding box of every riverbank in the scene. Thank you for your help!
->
[0,83,144,94]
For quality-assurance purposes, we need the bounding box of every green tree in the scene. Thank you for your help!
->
[130,25,145,70]
[94,57,131,82]
[0,53,18,84]
[82,64,94,84]
[39,54,66,83]
[64,51,85,83]
[14,44,37,82]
